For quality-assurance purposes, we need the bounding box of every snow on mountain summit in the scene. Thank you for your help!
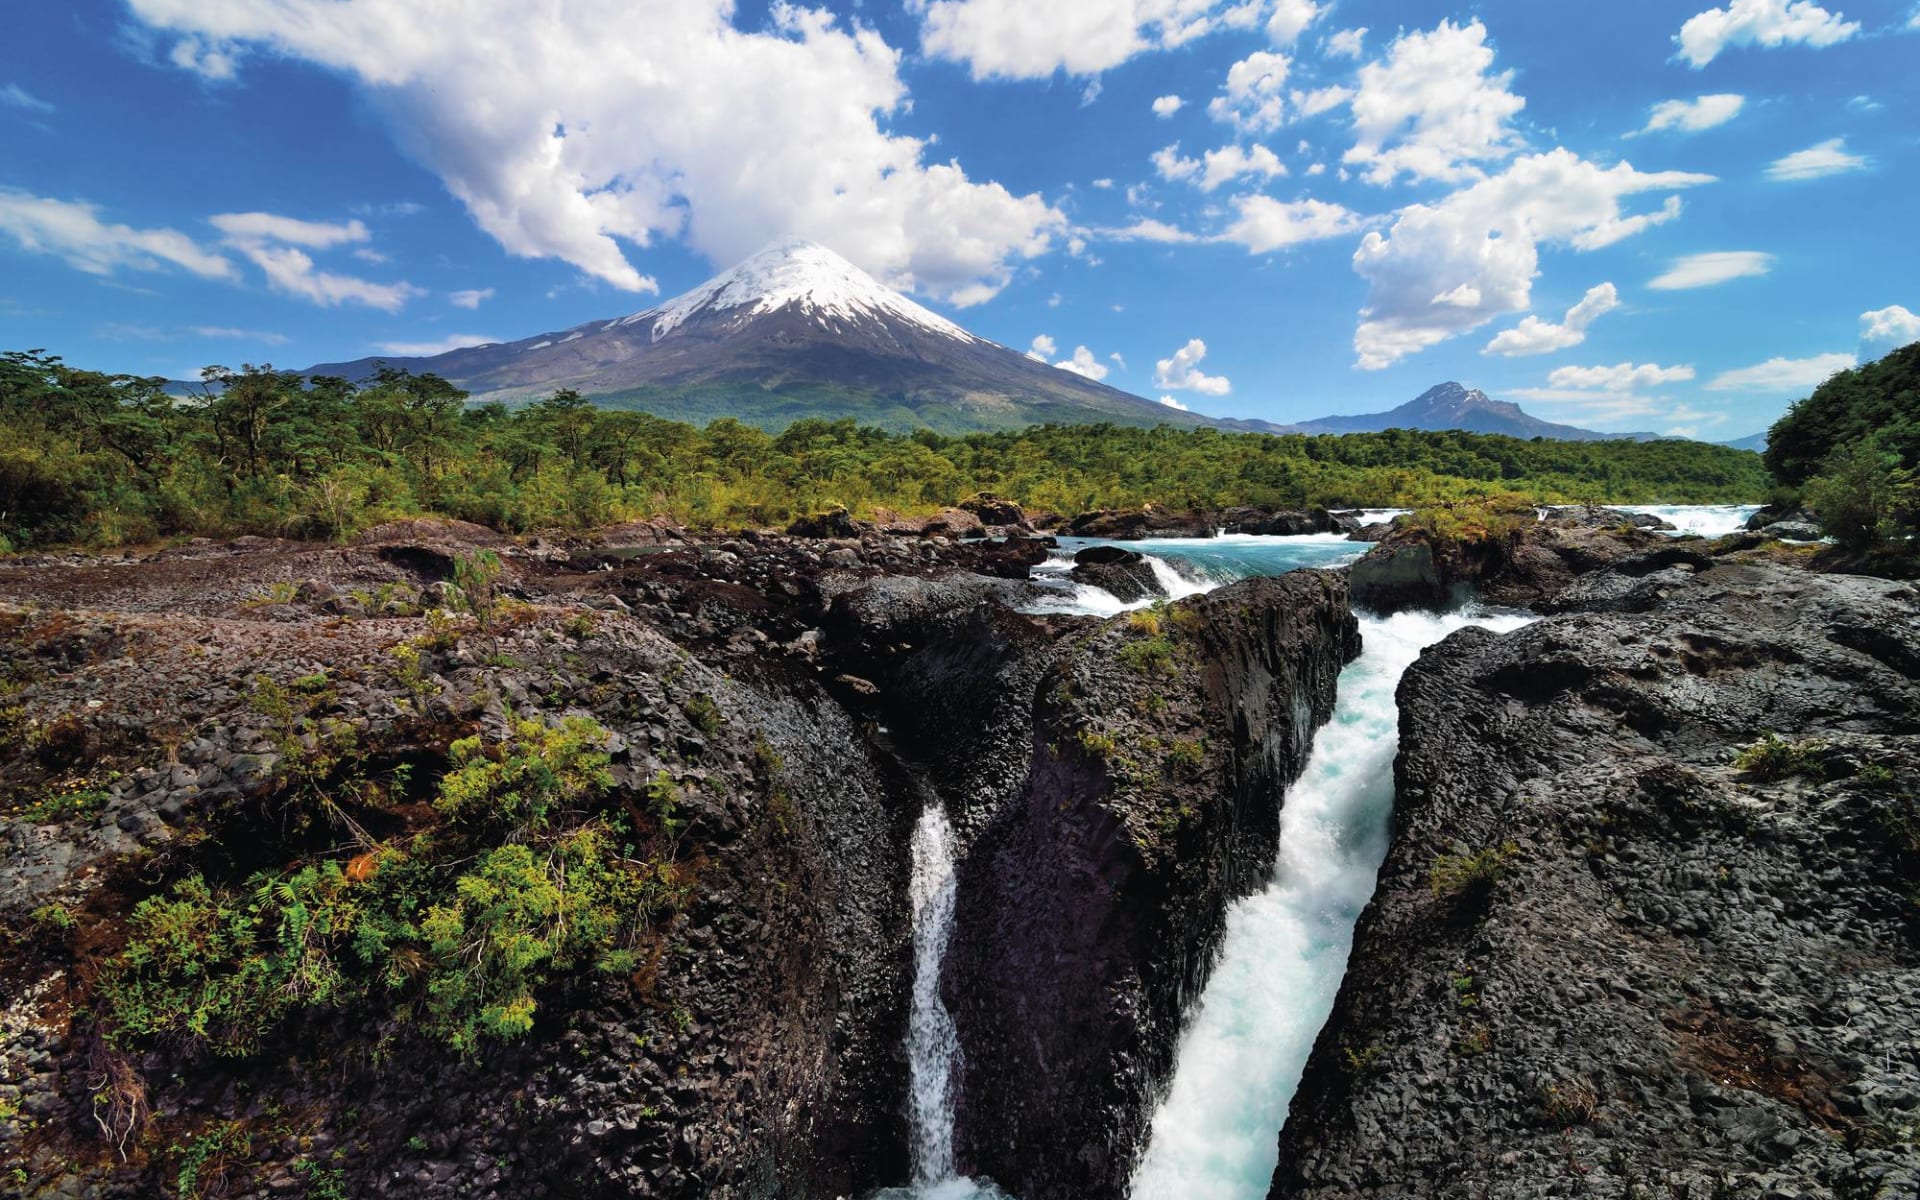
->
[618,239,982,345]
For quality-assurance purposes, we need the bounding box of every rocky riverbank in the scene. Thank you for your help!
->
[0,517,1362,1199]
[1272,562,1920,1198]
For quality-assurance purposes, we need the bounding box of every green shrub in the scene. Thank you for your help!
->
[1118,636,1175,676]
[451,550,505,633]
[1429,843,1519,902]
[1803,436,1917,553]
[682,693,725,736]
[1732,733,1828,781]
[101,715,673,1058]
[175,1120,251,1198]
[435,716,613,832]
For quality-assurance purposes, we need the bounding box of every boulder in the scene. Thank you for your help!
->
[957,492,1028,527]
[1758,519,1824,541]
[787,507,862,538]
[1069,546,1164,603]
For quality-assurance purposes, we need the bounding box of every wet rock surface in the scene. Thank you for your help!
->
[1273,564,1920,1199]
[948,571,1362,1200]
[1069,546,1166,604]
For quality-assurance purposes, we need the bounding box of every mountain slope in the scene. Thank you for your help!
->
[309,239,1201,434]
[1255,382,1655,442]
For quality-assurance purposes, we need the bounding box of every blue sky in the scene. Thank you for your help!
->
[3,0,1917,440]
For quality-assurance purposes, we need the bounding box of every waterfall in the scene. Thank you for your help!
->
[875,802,1011,1200]
[906,803,963,1186]
[1128,608,1533,1200]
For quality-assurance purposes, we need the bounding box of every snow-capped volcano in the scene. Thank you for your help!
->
[617,239,982,346]
[309,239,1189,433]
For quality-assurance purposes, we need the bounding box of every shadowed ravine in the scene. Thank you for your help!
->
[1128,608,1533,1199]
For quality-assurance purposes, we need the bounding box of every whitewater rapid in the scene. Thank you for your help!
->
[1128,606,1533,1200]
[1620,503,1762,538]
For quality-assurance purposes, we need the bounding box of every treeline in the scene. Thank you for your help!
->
[1,350,1768,551]
[1766,343,1919,552]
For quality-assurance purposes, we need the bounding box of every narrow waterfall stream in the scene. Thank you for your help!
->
[1128,608,1533,1200]
[878,803,1009,1200]
[906,804,963,1186]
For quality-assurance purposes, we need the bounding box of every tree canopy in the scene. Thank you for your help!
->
[0,349,1768,551]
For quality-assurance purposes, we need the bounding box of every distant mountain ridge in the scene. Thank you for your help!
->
[309,239,1203,435]
[1225,382,1658,443]
[303,240,1680,445]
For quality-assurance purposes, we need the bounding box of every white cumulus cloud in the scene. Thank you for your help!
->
[1351,150,1711,370]
[917,0,1246,79]
[1265,0,1323,47]
[1055,344,1110,381]
[1100,217,1201,244]
[0,189,234,280]
[1765,137,1869,181]
[128,0,1064,307]
[1647,251,1773,290]
[239,244,421,312]
[1152,94,1185,117]
[1706,352,1857,392]
[1154,338,1232,395]
[1676,0,1860,67]
[212,209,418,311]
[1546,362,1696,391]
[1344,19,1525,187]
[1159,394,1191,411]
[1219,195,1366,253]
[1152,142,1287,191]
[1027,333,1059,361]
[450,287,496,309]
[1860,305,1920,350]
[1209,50,1292,134]
[1324,27,1366,58]
[1483,282,1620,356]
[1639,94,1746,134]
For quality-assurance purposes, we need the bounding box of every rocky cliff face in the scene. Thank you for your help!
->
[1272,563,1920,1198]
[0,531,924,1199]
[946,572,1362,1199]
[0,520,1365,1200]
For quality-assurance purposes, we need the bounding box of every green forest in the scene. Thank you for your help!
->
[1,349,1772,551]
[1764,343,1919,552]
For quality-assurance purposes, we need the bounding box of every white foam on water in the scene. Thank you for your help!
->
[1619,503,1763,539]
[1128,608,1534,1200]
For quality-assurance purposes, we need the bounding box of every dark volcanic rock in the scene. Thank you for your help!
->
[957,492,1028,527]
[1069,546,1166,604]
[1542,503,1675,531]
[948,571,1362,1200]
[787,506,862,538]
[1759,519,1825,541]
[1272,565,1920,1200]
[1065,507,1211,540]
[1747,503,1816,532]
[1350,512,1671,614]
